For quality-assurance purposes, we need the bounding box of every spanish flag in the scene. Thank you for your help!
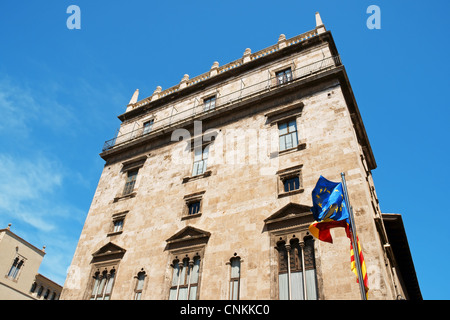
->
[308,176,369,298]
[350,234,369,299]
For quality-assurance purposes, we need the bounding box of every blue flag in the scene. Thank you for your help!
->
[311,175,349,223]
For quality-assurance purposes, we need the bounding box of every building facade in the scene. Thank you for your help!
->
[0,224,62,300]
[61,13,421,300]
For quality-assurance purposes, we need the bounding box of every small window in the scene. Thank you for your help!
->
[203,96,216,111]
[278,119,298,151]
[123,169,138,196]
[143,120,154,135]
[277,165,303,198]
[283,176,300,192]
[229,256,241,300]
[192,145,209,176]
[7,257,24,280]
[188,201,201,215]
[134,271,146,300]
[113,219,124,232]
[276,68,292,85]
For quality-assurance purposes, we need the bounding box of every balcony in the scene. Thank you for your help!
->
[102,55,341,153]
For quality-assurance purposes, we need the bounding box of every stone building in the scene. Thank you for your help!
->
[0,224,62,300]
[61,13,421,300]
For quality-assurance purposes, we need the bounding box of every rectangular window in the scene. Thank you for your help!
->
[143,119,154,135]
[192,145,209,176]
[276,68,292,85]
[188,201,201,215]
[123,169,138,196]
[203,96,216,111]
[278,120,298,151]
[113,219,124,232]
[283,177,300,192]
[169,256,201,300]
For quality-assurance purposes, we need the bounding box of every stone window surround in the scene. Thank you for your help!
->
[181,191,206,220]
[107,211,129,237]
[113,155,148,202]
[276,164,304,198]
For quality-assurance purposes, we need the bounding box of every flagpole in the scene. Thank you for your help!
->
[341,172,367,300]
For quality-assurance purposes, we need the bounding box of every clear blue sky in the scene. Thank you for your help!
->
[0,1,448,299]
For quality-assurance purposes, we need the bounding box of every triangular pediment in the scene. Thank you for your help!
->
[92,242,126,258]
[264,202,312,225]
[166,226,211,244]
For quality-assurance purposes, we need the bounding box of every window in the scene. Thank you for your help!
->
[229,256,241,300]
[123,169,138,196]
[277,236,317,300]
[113,219,124,232]
[277,165,303,197]
[134,271,146,300]
[143,119,154,135]
[169,255,201,300]
[284,176,300,192]
[90,268,116,300]
[203,96,216,111]
[276,68,292,85]
[192,145,209,176]
[7,257,24,280]
[278,119,298,151]
[188,201,201,215]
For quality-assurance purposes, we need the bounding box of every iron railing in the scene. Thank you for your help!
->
[102,55,341,152]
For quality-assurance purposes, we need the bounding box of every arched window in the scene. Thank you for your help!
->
[7,257,24,280]
[229,255,241,300]
[277,235,317,300]
[90,268,116,300]
[30,282,37,293]
[134,270,146,300]
[169,254,201,300]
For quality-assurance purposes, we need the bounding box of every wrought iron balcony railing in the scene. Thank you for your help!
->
[102,55,341,152]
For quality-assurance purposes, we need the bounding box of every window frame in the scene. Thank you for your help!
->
[122,169,138,196]
[192,144,210,177]
[277,165,304,198]
[6,256,25,281]
[228,255,241,300]
[89,267,117,300]
[134,270,146,300]
[278,119,298,152]
[203,95,216,112]
[169,254,202,300]
[182,191,205,220]
[276,67,293,85]
[142,119,154,135]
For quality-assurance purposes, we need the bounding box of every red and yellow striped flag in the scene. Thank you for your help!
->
[350,235,369,299]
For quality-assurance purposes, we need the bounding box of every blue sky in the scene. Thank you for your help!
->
[0,1,448,299]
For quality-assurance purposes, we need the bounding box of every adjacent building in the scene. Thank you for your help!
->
[61,13,421,300]
[0,224,62,300]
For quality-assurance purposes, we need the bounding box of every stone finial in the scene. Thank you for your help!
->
[42,246,46,252]
[151,86,162,102]
[210,61,219,77]
[315,12,326,34]
[179,74,190,89]
[243,48,251,63]
[7,223,11,230]
[278,34,286,49]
